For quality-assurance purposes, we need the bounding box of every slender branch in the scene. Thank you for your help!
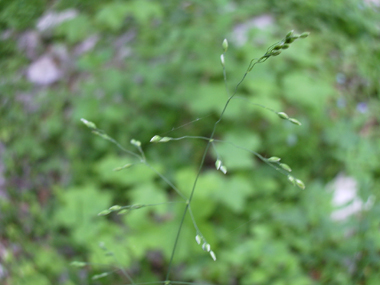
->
[165,52,255,279]
[144,162,188,200]
[188,205,201,234]
[213,139,291,176]
[160,115,212,136]
[92,129,142,160]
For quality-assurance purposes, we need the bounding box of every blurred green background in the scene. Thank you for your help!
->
[1,0,380,284]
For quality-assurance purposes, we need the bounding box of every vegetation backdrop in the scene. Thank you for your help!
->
[1,0,380,284]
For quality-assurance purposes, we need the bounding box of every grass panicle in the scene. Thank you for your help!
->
[80,30,309,284]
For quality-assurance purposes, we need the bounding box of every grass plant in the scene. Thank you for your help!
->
[78,30,309,284]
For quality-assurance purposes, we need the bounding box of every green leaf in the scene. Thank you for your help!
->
[128,0,163,25]
[128,182,168,214]
[54,184,112,228]
[54,15,93,44]
[95,1,163,31]
[282,72,336,114]
[212,176,253,213]
[95,3,130,31]
[214,130,261,170]
[53,184,117,245]
[188,83,226,115]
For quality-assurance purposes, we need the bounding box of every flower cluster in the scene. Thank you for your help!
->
[266,156,305,189]
[195,235,216,261]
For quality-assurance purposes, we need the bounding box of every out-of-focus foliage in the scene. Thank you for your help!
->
[1,0,380,284]
[0,0,47,29]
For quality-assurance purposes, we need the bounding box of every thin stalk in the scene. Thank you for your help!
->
[188,205,201,234]
[213,139,291,176]
[92,129,141,160]
[144,162,187,200]
[161,115,211,136]
[169,136,212,141]
[165,58,254,279]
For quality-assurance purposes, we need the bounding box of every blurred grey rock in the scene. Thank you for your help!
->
[232,15,274,46]
[363,0,380,6]
[37,9,78,32]
[113,31,135,60]
[26,55,63,85]
[251,14,274,29]
[26,44,71,86]
[330,173,373,221]
[18,31,41,60]
[16,92,39,113]
[74,35,99,56]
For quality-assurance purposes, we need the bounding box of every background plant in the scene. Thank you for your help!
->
[1,0,380,284]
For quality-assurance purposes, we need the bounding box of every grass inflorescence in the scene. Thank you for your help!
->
[79,30,309,284]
